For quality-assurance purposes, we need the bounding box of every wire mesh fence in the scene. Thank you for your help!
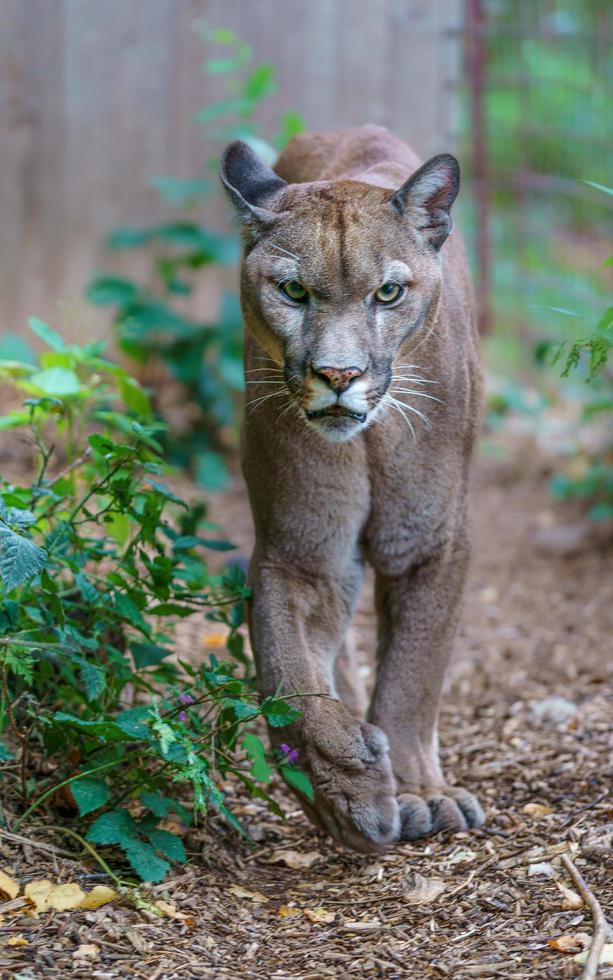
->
[457,0,611,358]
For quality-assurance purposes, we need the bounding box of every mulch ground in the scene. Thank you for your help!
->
[1,430,611,979]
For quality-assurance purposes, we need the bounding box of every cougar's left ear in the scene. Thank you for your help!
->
[220,140,287,229]
[390,154,460,250]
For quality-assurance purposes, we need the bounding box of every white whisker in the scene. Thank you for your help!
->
[383,394,416,439]
[391,375,440,385]
[244,367,284,374]
[387,394,431,429]
[390,388,443,403]
[246,388,288,413]
[245,379,286,385]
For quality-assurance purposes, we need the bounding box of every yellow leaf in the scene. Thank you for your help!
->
[7,934,28,946]
[25,879,54,913]
[270,849,321,870]
[556,883,583,911]
[228,885,269,903]
[303,907,335,924]
[0,870,19,901]
[73,944,99,960]
[155,900,195,927]
[78,886,118,910]
[404,873,447,905]
[523,803,554,817]
[278,905,302,918]
[547,933,591,954]
[203,632,227,648]
[48,883,86,912]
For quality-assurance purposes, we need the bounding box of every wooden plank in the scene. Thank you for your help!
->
[0,0,460,340]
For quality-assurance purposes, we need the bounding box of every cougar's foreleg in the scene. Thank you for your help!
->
[247,551,399,851]
[367,523,485,840]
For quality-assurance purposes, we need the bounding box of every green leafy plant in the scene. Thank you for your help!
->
[86,24,304,489]
[0,320,311,883]
[536,182,613,521]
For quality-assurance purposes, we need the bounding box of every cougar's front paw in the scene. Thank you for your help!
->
[289,706,400,853]
[397,786,485,841]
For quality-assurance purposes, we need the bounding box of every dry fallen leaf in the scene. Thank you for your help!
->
[78,885,118,910]
[24,879,55,913]
[523,802,554,817]
[228,885,269,903]
[278,905,302,918]
[528,862,557,878]
[556,882,583,910]
[303,907,335,924]
[547,933,591,954]
[158,818,187,836]
[48,883,87,912]
[7,934,28,947]
[270,849,321,870]
[73,944,99,960]
[447,848,477,865]
[0,870,19,901]
[404,873,447,905]
[156,900,195,927]
[574,943,613,966]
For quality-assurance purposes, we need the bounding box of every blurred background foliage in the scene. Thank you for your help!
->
[86,24,305,490]
[1,2,611,515]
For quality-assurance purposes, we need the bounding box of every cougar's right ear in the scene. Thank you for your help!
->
[220,141,287,229]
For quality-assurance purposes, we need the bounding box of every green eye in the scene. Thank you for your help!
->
[279,280,308,303]
[374,282,404,304]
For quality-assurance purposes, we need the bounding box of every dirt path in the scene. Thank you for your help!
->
[1,435,611,979]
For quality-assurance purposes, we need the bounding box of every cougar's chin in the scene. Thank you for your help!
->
[304,406,369,443]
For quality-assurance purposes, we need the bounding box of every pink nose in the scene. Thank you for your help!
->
[313,365,365,393]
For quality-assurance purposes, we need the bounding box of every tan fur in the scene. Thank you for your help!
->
[220,125,484,851]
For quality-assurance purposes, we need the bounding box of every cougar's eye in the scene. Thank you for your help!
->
[279,280,308,303]
[374,282,404,304]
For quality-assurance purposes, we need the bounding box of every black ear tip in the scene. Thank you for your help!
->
[219,140,252,178]
[433,153,460,184]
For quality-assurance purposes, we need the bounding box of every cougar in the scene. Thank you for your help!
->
[220,125,484,852]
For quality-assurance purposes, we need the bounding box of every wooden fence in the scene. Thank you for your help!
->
[0,0,462,340]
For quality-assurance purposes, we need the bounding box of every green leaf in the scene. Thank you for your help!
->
[130,642,172,669]
[81,662,106,702]
[596,306,613,332]
[86,276,139,305]
[28,317,66,351]
[0,527,47,591]
[140,791,171,818]
[281,766,314,802]
[146,828,186,863]
[53,712,130,741]
[123,838,170,882]
[261,698,302,727]
[242,733,273,783]
[87,808,137,845]
[71,776,110,816]
[28,367,82,396]
[199,538,236,552]
[0,741,14,761]
[242,65,276,101]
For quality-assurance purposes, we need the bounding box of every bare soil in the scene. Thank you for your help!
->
[1,432,611,979]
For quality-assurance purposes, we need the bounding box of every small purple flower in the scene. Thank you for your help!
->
[281,743,299,765]
[179,693,195,706]
[178,710,188,722]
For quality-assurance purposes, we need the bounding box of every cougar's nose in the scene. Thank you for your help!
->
[313,365,365,393]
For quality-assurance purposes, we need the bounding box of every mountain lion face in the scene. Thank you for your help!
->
[221,142,459,442]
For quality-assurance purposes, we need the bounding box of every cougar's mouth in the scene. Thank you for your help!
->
[305,406,367,424]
